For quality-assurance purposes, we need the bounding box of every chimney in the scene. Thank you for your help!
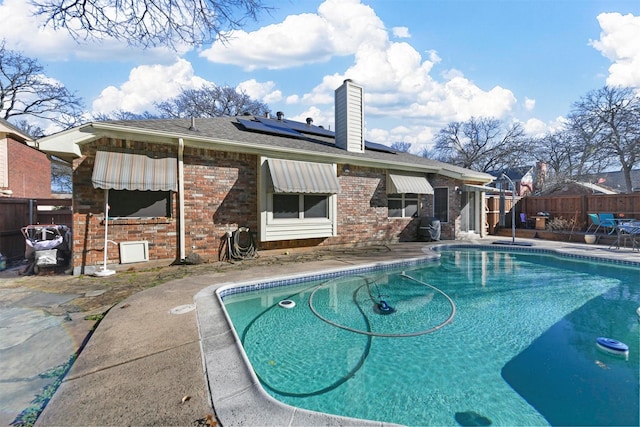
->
[306,117,313,126]
[334,79,364,153]
[276,111,284,121]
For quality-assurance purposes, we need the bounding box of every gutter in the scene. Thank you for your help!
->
[38,121,494,183]
[178,138,186,262]
[87,122,492,182]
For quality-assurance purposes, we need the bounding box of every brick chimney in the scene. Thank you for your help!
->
[334,79,364,153]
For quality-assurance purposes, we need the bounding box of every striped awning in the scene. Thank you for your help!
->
[387,174,434,194]
[267,159,341,194]
[92,150,177,191]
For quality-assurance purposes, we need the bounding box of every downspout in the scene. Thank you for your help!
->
[178,138,186,262]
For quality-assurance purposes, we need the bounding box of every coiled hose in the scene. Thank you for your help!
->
[229,227,257,260]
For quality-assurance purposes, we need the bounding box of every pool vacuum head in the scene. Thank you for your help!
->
[374,300,396,315]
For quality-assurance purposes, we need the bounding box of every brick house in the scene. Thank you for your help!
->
[0,119,51,198]
[38,80,494,275]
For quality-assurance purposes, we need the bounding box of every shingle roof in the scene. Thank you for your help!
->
[584,170,640,192]
[39,116,495,183]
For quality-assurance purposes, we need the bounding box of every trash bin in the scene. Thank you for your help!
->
[418,217,441,241]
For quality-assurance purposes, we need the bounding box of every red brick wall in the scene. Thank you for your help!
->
[71,138,461,272]
[7,138,51,198]
[428,174,463,240]
[71,139,258,270]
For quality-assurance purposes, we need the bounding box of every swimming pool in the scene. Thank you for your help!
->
[218,247,639,426]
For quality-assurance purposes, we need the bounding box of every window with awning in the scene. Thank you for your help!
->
[387,173,434,195]
[267,158,340,194]
[92,150,177,191]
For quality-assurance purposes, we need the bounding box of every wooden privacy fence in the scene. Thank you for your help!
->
[0,198,72,261]
[520,193,640,231]
[486,195,516,234]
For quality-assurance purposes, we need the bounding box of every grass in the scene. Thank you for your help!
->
[11,355,77,427]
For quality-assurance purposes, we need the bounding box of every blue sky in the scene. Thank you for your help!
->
[1,0,639,153]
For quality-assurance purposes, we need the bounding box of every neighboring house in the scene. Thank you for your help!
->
[584,169,640,193]
[0,119,51,198]
[487,166,536,196]
[38,80,495,275]
[538,180,618,196]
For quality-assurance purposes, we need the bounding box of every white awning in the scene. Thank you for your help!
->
[267,158,341,194]
[92,150,177,191]
[387,174,434,194]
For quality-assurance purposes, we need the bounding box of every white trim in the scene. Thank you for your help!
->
[259,157,338,241]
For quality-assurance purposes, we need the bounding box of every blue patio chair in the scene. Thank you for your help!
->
[586,213,600,233]
[597,213,617,234]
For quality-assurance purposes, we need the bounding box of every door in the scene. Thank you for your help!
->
[461,191,479,233]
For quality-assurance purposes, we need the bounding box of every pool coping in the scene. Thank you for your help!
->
[194,240,640,426]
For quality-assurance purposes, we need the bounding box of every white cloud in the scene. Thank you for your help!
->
[286,94,300,104]
[4,0,529,149]
[0,0,185,62]
[523,116,567,138]
[366,124,437,154]
[524,97,536,111]
[200,0,387,70]
[92,59,208,113]
[237,79,282,104]
[208,0,518,140]
[590,12,640,88]
[427,50,441,64]
[523,118,547,137]
[289,106,333,128]
[392,26,411,38]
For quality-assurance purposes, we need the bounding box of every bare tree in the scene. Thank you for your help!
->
[390,141,412,152]
[51,157,72,193]
[428,117,529,172]
[569,86,640,192]
[155,85,270,118]
[0,42,83,129]
[92,110,160,121]
[531,128,611,187]
[13,119,45,138]
[30,0,271,49]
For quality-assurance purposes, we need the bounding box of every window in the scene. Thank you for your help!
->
[388,193,418,218]
[109,190,172,218]
[273,194,329,219]
[433,188,449,223]
[260,157,338,241]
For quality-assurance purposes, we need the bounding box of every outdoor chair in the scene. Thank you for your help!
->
[519,213,534,229]
[586,213,601,234]
[597,213,617,234]
[608,221,640,251]
[586,213,616,234]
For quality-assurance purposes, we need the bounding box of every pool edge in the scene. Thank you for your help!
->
[194,239,640,426]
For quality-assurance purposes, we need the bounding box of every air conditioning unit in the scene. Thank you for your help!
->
[119,241,149,264]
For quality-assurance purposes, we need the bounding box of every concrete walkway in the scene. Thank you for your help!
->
[23,239,640,426]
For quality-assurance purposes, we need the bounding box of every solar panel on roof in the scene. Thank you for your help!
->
[365,140,397,154]
[255,117,335,137]
[238,117,397,155]
[237,118,304,138]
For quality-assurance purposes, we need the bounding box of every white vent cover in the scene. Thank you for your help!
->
[119,241,149,264]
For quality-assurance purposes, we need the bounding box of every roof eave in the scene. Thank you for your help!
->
[36,121,495,183]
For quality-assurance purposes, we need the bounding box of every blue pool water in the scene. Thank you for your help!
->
[222,249,640,426]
